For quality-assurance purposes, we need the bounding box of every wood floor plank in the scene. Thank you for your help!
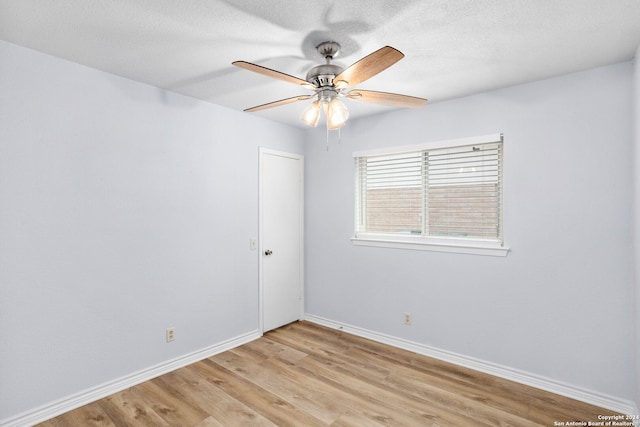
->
[196,358,328,427]
[96,387,170,427]
[240,336,308,364]
[297,348,487,426]
[134,376,209,425]
[49,401,117,427]
[216,348,347,424]
[343,344,541,426]
[162,366,279,427]
[254,346,433,427]
[36,321,619,426]
[193,416,227,427]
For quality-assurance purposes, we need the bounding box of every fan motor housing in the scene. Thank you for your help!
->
[306,63,343,88]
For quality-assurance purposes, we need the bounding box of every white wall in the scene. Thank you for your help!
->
[305,62,635,403]
[0,40,304,422]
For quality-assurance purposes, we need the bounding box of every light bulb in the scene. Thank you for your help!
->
[326,97,349,130]
[300,100,321,127]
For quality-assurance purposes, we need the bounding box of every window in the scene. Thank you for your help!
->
[353,134,508,256]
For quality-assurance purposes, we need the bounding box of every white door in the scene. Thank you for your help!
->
[259,148,303,333]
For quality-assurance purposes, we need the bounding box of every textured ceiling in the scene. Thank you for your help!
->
[1,0,639,128]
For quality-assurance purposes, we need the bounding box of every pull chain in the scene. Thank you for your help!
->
[324,128,343,151]
[326,126,329,151]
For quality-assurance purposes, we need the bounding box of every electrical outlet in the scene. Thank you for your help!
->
[166,327,175,342]
[404,312,412,325]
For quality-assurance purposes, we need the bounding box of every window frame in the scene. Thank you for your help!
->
[351,134,509,257]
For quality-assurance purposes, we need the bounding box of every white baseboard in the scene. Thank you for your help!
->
[304,313,639,417]
[0,329,262,427]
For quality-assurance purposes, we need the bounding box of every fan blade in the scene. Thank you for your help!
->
[345,90,427,108]
[244,95,314,112]
[232,61,314,88]
[333,46,404,89]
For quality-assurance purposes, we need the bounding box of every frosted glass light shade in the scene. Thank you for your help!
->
[300,100,321,127]
[327,97,349,130]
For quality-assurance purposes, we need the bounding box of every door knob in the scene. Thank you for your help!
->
[264,249,273,256]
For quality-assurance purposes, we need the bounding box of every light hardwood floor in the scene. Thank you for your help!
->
[37,321,618,426]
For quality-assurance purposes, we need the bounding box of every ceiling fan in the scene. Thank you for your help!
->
[232,41,427,130]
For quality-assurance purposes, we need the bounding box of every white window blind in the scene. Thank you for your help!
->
[356,151,424,235]
[355,137,503,246]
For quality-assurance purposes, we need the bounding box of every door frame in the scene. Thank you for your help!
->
[258,147,304,334]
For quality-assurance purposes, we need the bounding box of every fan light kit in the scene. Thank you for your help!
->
[233,41,427,130]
